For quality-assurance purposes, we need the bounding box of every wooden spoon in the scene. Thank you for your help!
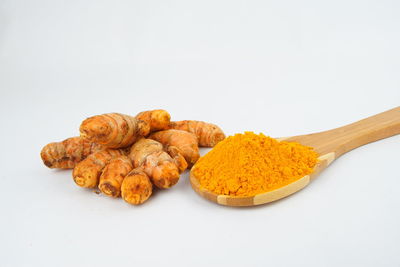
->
[190,107,400,206]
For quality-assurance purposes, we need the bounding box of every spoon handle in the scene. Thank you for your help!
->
[288,107,400,158]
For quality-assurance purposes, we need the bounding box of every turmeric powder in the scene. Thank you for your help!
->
[193,132,318,197]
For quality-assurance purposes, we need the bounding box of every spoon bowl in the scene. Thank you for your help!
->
[190,107,400,206]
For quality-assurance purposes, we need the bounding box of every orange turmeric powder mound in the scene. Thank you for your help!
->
[193,132,318,197]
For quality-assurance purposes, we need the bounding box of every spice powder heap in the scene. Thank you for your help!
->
[193,132,319,197]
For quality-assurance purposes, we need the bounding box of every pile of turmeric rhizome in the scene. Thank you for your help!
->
[41,110,225,205]
[41,110,318,205]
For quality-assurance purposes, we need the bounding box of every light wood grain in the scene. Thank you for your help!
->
[190,107,400,206]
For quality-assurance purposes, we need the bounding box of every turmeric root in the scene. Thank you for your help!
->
[129,138,186,188]
[149,129,200,166]
[142,151,180,188]
[41,109,227,206]
[121,167,152,205]
[129,138,164,167]
[79,113,150,148]
[166,146,188,173]
[98,156,133,197]
[41,137,103,169]
[73,149,125,188]
[169,120,225,147]
[136,109,171,132]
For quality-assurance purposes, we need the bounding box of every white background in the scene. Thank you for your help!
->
[1,0,399,266]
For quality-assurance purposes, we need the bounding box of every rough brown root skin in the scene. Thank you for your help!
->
[166,146,188,173]
[98,155,133,197]
[72,149,125,188]
[129,138,163,167]
[136,109,171,132]
[121,167,152,205]
[168,120,225,147]
[40,137,103,169]
[150,161,180,188]
[142,151,180,188]
[149,129,200,166]
[79,113,150,149]
[129,138,182,189]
